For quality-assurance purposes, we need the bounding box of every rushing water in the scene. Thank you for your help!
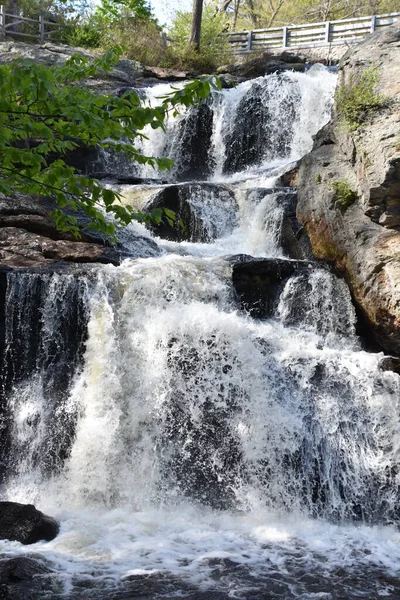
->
[2,66,400,599]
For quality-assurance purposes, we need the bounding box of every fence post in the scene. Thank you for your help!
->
[39,13,45,43]
[247,30,253,51]
[325,21,331,43]
[370,15,377,32]
[0,5,5,40]
[282,26,288,47]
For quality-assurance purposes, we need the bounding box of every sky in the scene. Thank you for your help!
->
[149,0,192,26]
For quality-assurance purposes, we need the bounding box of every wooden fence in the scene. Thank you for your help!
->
[226,12,400,53]
[0,5,63,44]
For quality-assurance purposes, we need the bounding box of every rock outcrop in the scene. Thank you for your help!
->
[0,502,59,544]
[0,193,120,267]
[0,192,161,268]
[0,41,142,93]
[297,23,400,354]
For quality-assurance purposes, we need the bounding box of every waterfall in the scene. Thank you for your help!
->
[1,66,400,600]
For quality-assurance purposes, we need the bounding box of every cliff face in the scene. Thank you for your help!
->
[297,23,400,354]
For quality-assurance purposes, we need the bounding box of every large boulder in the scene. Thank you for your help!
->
[297,23,400,354]
[0,502,59,545]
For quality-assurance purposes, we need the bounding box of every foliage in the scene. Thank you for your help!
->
[0,47,221,238]
[98,17,167,66]
[96,0,154,22]
[335,65,387,131]
[329,179,358,212]
[168,5,232,72]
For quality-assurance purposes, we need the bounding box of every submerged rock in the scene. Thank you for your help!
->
[0,502,59,544]
[297,22,400,354]
[0,556,54,600]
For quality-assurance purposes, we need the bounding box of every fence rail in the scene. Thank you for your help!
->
[0,5,62,44]
[226,12,400,53]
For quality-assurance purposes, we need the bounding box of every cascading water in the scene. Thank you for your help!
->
[1,66,400,599]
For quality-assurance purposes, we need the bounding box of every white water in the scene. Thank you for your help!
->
[2,67,400,599]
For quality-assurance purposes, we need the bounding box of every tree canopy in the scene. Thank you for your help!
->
[0,47,220,238]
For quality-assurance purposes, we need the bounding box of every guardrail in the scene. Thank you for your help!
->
[0,5,62,43]
[226,12,400,53]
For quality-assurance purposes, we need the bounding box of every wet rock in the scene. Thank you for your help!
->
[164,102,215,181]
[0,556,54,600]
[297,22,400,354]
[0,502,59,544]
[145,183,237,242]
[223,76,299,174]
[230,256,313,318]
[378,356,400,375]
[278,163,300,187]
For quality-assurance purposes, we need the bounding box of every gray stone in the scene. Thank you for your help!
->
[297,23,400,354]
[0,41,143,93]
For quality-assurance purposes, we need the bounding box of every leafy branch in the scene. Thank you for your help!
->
[0,46,221,238]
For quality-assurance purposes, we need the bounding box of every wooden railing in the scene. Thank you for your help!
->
[0,5,63,43]
[226,12,400,53]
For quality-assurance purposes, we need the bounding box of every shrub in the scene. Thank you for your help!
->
[335,65,387,131]
[329,179,358,212]
[167,5,233,72]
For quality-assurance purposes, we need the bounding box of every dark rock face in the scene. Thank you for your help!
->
[223,76,299,174]
[145,183,237,242]
[165,102,215,182]
[0,556,54,600]
[231,256,313,318]
[0,502,59,544]
[379,356,400,375]
[297,23,400,354]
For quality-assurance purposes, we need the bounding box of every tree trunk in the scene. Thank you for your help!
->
[188,0,203,51]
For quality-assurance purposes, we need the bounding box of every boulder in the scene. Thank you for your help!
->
[297,23,400,354]
[230,255,313,318]
[0,502,59,544]
[145,183,237,242]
